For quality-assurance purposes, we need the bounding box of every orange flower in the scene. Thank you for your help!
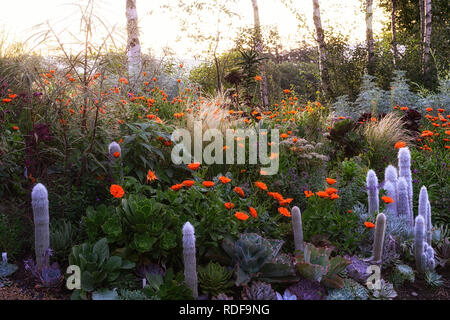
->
[426,107,433,112]
[188,162,201,170]
[280,133,289,139]
[202,181,215,188]
[255,181,268,191]
[326,178,336,185]
[394,141,406,149]
[316,191,329,198]
[170,184,183,191]
[364,221,375,228]
[2,98,12,103]
[325,187,338,195]
[249,207,258,218]
[234,186,245,198]
[146,170,158,183]
[329,193,339,200]
[12,126,19,131]
[279,198,293,206]
[304,190,314,198]
[224,202,235,210]
[347,210,352,213]
[219,176,231,184]
[254,75,262,81]
[110,185,125,198]
[182,180,195,187]
[381,196,394,203]
[278,207,291,217]
[113,151,120,158]
[283,89,291,94]
[267,192,284,201]
[235,211,249,221]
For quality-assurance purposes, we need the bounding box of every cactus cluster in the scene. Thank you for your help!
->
[414,215,435,273]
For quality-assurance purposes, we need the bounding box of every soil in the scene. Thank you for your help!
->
[394,267,450,300]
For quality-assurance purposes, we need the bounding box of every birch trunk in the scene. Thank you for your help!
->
[126,0,142,86]
[391,0,398,67]
[312,0,332,98]
[422,0,432,83]
[366,0,375,75]
[251,0,269,108]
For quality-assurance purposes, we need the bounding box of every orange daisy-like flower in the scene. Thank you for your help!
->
[182,180,195,187]
[364,221,375,228]
[347,210,352,213]
[279,198,293,206]
[329,193,339,200]
[146,170,158,183]
[304,190,314,198]
[267,192,284,202]
[12,126,19,131]
[426,107,433,112]
[283,89,291,94]
[255,181,268,191]
[234,186,245,198]
[235,211,249,221]
[249,207,258,218]
[219,176,231,184]
[278,207,291,217]
[170,184,183,191]
[254,75,262,81]
[326,178,336,185]
[381,196,394,204]
[325,188,338,195]
[280,133,289,139]
[113,151,120,158]
[224,202,235,210]
[110,185,125,198]
[394,141,406,149]
[188,162,201,170]
[316,191,329,198]
[202,181,215,188]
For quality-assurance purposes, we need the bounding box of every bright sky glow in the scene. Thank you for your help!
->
[1,0,388,58]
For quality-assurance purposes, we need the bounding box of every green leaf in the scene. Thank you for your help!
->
[93,238,109,265]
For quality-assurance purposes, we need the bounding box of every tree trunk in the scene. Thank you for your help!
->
[419,0,425,49]
[391,0,398,68]
[126,0,142,87]
[312,0,332,98]
[251,0,269,108]
[422,0,432,86]
[366,0,375,75]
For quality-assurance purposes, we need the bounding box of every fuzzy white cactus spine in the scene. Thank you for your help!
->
[291,206,304,253]
[414,215,425,272]
[31,183,50,270]
[366,169,379,215]
[384,165,398,212]
[398,147,413,223]
[418,186,433,245]
[426,200,432,245]
[396,177,411,224]
[383,181,397,216]
[372,213,386,263]
[182,222,198,299]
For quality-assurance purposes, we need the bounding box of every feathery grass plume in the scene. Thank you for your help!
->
[31,183,50,270]
[366,169,379,215]
[291,206,304,253]
[182,222,198,299]
[398,147,413,223]
[383,181,397,216]
[384,165,398,208]
[396,177,410,224]
[372,213,386,263]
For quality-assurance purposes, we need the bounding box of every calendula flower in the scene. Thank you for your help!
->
[347,210,352,213]
[278,207,291,217]
[381,196,394,203]
[329,193,339,200]
[316,191,329,198]
[202,181,215,188]
[113,151,120,158]
[283,89,291,94]
[267,192,284,201]
[364,221,375,228]
[325,188,338,195]
[326,178,336,185]
[182,180,195,187]
[146,170,158,183]
[12,126,19,131]
[394,141,406,149]
[235,211,249,221]
[249,207,257,218]
[219,176,231,184]
[234,186,245,198]
[279,198,293,206]
[224,202,235,210]
[426,107,433,112]
[254,75,262,81]
[110,185,125,198]
[188,162,201,170]
[255,181,268,191]
[170,184,183,191]
[280,133,289,139]
[304,190,314,198]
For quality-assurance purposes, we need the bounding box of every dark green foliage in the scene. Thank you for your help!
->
[142,268,194,300]
[198,262,234,296]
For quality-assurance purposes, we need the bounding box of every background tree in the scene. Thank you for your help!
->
[366,0,376,75]
[126,0,142,87]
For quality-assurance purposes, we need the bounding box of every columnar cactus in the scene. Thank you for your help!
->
[384,165,398,207]
[31,183,50,270]
[418,186,433,245]
[426,200,432,245]
[108,141,123,183]
[2,252,7,263]
[383,181,397,216]
[372,213,386,263]
[396,177,411,224]
[414,215,435,273]
[182,222,198,299]
[366,170,379,215]
[398,147,413,221]
[291,206,304,253]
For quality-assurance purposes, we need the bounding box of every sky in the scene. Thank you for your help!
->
[0,0,388,59]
